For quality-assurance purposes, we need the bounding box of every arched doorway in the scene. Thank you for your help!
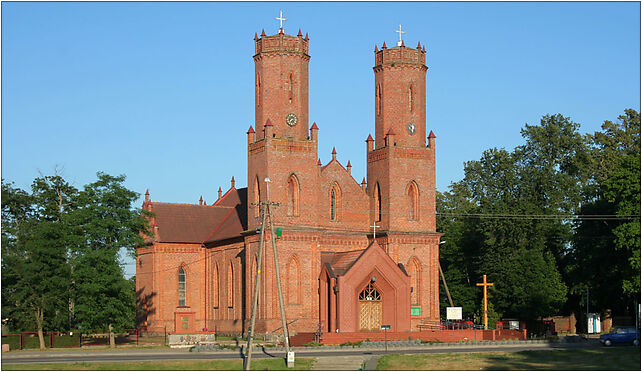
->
[359,283,382,331]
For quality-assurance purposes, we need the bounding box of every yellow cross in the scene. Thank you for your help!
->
[476,274,494,330]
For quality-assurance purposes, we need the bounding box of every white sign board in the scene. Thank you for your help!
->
[446,307,462,320]
[287,351,295,368]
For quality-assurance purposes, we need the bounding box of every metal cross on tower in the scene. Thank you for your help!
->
[395,24,406,46]
[275,10,287,31]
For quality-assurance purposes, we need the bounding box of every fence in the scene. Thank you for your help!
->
[1,327,167,350]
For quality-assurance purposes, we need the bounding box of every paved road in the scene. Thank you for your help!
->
[2,342,600,365]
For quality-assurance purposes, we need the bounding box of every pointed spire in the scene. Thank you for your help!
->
[203,200,207,206]
[346,160,352,174]
[375,44,379,52]
[265,118,273,126]
[261,29,266,37]
[382,41,387,49]
[317,158,322,166]
[297,29,302,37]
[422,45,426,52]
[332,147,337,161]
[304,33,309,41]
[218,187,222,199]
[199,195,203,206]
[247,125,255,134]
[145,189,150,202]
[361,177,367,191]
[417,41,421,49]
[310,122,318,130]
[401,40,405,47]
[366,134,374,142]
[387,127,396,136]
[254,32,259,41]
[428,130,436,138]
[231,176,235,189]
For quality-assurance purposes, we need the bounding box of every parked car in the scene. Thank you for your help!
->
[599,326,640,346]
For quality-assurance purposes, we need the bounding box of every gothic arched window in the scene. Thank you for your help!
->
[330,183,340,221]
[376,84,381,115]
[212,263,219,308]
[227,261,234,308]
[178,267,186,306]
[407,181,419,220]
[287,255,301,304]
[407,257,421,305]
[256,73,261,106]
[287,174,300,216]
[374,183,382,222]
[253,176,260,218]
[288,73,294,104]
[409,84,414,113]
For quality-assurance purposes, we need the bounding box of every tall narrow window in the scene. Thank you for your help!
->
[409,84,414,112]
[288,73,294,104]
[178,267,186,306]
[408,258,421,305]
[227,261,234,308]
[374,183,382,222]
[287,175,299,216]
[330,189,336,221]
[253,176,260,218]
[407,181,419,220]
[287,255,301,304]
[256,73,261,106]
[212,264,219,308]
[376,84,381,115]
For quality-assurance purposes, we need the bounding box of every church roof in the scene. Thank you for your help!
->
[149,188,247,244]
[320,248,367,277]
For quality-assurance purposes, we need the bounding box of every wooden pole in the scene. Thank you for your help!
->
[267,202,292,357]
[243,202,268,371]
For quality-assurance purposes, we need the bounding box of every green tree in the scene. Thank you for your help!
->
[70,173,150,347]
[569,109,640,319]
[1,176,77,349]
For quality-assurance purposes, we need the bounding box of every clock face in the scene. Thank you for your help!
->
[408,122,417,135]
[286,113,298,127]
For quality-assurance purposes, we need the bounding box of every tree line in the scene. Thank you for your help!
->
[1,172,151,349]
[437,109,640,329]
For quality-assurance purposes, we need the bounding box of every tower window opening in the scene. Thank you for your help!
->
[374,183,382,222]
[409,84,414,113]
[376,84,381,116]
[287,174,300,216]
[407,181,419,220]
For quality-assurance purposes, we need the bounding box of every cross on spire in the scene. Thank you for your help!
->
[395,24,406,46]
[275,10,287,31]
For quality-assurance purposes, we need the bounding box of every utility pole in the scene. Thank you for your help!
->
[243,201,267,371]
[265,179,292,359]
[244,178,291,371]
[438,241,454,308]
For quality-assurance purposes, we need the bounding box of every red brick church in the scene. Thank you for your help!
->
[136,22,442,335]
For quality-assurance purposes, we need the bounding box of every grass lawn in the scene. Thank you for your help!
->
[2,358,315,370]
[377,347,641,370]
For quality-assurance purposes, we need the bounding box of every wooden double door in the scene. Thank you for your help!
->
[359,283,382,331]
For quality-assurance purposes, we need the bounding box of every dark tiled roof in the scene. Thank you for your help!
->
[320,248,367,277]
[150,188,247,244]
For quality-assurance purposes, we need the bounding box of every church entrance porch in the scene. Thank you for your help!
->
[359,283,382,331]
[319,240,411,333]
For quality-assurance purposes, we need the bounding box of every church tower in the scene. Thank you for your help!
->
[367,37,436,233]
[366,32,441,324]
[247,26,318,231]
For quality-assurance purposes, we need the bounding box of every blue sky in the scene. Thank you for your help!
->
[2,2,640,276]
